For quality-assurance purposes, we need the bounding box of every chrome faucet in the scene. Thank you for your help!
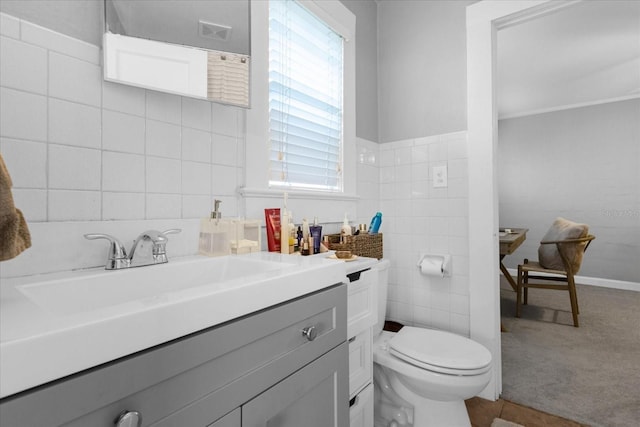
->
[84,229,181,270]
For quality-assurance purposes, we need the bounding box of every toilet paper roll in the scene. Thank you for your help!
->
[419,258,444,277]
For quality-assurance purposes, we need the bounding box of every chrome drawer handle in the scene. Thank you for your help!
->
[302,325,318,341]
[114,410,142,427]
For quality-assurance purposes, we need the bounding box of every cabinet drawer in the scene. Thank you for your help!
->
[0,284,346,427]
[243,342,349,427]
[347,268,377,338]
[348,328,372,398]
[349,382,373,427]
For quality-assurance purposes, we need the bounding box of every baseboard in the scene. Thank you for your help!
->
[504,268,639,292]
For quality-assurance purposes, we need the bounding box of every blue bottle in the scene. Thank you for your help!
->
[369,212,382,234]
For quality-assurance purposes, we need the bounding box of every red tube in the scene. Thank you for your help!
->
[264,208,281,252]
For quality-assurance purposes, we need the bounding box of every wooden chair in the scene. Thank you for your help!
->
[516,234,595,327]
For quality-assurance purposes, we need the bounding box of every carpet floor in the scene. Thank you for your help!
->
[500,278,640,427]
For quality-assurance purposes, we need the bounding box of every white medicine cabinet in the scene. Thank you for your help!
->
[103,0,251,107]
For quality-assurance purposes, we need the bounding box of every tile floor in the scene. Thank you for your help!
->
[465,397,585,427]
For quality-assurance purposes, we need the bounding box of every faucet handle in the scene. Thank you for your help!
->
[138,230,168,243]
[147,229,181,260]
[162,228,182,237]
[84,233,129,270]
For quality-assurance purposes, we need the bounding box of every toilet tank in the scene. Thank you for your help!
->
[374,259,390,335]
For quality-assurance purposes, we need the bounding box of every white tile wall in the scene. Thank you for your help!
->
[147,157,182,194]
[102,110,145,154]
[0,138,47,188]
[102,151,145,192]
[146,120,181,159]
[380,131,470,336]
[0,36,47,94]
[49,98,102,148]
[182,128,212,162]
[357,134,471,336]
[182,162,212,195]
[103,192,145,220]
[49,190,101,221]
[20,19,100,63]
[49,144,101,190]
[0,13,245,226]
[182,97,212,131]
[355,137,380,227]
[146,91,182,125]
[49,51,102,106]
[103,81,146,116]
[0,87,47,141]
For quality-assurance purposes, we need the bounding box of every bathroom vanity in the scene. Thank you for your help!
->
[0,254,348,426]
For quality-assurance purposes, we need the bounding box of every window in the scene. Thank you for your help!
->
[268,0,344,192]
[243,0,355,217]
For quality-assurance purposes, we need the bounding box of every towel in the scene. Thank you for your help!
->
[0,153,31,261]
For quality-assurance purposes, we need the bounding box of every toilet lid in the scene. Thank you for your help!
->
[389,327,492,376]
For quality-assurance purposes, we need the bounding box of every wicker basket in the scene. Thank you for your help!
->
[326,233,383,259]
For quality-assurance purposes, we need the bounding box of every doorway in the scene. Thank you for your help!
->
[466,0,581,400]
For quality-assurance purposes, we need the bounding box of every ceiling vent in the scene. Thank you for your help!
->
[199,20,232,42]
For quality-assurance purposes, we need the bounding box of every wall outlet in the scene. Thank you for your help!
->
[433,164,448,188]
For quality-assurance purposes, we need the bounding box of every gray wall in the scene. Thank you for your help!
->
[377,0,473,143]
[341,0,378,143]
[0,0,103,46]
[498,99,640,283]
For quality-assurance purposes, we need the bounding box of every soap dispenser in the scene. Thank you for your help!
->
[199,200,231,257]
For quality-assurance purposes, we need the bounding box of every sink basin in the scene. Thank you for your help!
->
[17,256,294,316]
[2,252,348,399]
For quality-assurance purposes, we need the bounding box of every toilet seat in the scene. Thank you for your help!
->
[388,327,492,376]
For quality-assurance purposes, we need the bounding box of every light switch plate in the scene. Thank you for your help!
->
[433,165,448,188]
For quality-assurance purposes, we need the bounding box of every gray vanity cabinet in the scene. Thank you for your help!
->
[0,284,348,427]
[207,409,240,427]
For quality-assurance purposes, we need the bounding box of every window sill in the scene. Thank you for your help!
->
[239,187,359,201]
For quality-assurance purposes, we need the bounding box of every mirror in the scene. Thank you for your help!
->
[104,0,250,107]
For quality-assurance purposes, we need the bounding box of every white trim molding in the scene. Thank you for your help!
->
[239,187,359,202]
[466,0,576,401]
[499,94,640,120]
[504,269,640,292]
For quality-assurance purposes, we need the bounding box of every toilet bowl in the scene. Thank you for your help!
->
[373,259,492,427]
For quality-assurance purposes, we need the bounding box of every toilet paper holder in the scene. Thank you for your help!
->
[417,253,452,277]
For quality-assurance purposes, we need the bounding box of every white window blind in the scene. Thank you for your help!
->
[268,0,344,191]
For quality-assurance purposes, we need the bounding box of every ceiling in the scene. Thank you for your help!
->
[497,0,640,119]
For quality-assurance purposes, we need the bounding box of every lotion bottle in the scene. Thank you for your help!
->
[369,212,382,234]
[341,213,352,238]
[280,209,290,254]
[309,216,322,254]
[280,193,290,254]
[302,218,310,241]
[287,211,295,253]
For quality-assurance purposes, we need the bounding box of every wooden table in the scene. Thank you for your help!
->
[499,228,528,291]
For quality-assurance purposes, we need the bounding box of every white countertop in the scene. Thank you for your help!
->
[0,252,355,399]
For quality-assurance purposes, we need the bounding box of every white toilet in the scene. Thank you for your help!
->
[373,259,492,427]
